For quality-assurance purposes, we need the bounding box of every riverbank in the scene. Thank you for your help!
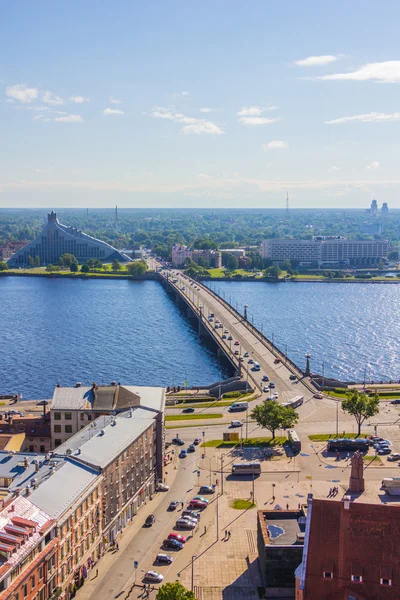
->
[0,270,156,280]
[199,275,400,284]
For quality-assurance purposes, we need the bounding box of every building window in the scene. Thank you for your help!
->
[380,578,392,586]
[88,414,92,421]
[31,575,36,588]
[29,445,34,452]
[80,413,85,421]
[39,566,43,579]
[64,412,72,420]
[55,439,62,447]
[323,572,333,579]
[23,585,28,598]
[54,413,61,420]
[351,575,362,582]
[65,425,72,433]
[54,425,61,433]
[40,445,45,453]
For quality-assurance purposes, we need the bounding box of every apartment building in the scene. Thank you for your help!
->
[171,244,222,268]
[262,237,389,266]
[0,496,58,600]
[55,410,156,547]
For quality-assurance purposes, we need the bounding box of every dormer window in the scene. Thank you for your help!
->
[323,572,333,579]
[351,574,362,583]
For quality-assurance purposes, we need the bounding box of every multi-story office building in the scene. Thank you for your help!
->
[9,212,131,267]
[262,237,389,266]
[171,244,222,268]
[381,202,389,216]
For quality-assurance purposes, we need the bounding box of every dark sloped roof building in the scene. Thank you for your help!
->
[9,211,131,266]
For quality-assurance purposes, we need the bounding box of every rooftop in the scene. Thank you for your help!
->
[259,509,305,547]
[0,451,65,494]
[54,409,155,469]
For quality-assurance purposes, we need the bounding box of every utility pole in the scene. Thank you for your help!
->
[322,362,325,389]
[220,454,224,494]
[216,493,219,541]
[246,408,249,441]
[115,205,118,233]
[336,400,339,437]
[252,473,255,504]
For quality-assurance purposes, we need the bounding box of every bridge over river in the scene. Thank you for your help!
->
[157,267,317,406]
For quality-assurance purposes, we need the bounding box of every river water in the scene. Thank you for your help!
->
[1,277,399,399]
[0,278,230,399]
[205,280,400,383]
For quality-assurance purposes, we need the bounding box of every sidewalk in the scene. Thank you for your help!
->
[74,455,179,600]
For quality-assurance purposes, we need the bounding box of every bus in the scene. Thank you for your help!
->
[231,462,261,476]
[252,362,261,371]
[282,396,304,409]
[381,478,400,496]
[228,401,248,412]
[288,429,301,453]
[327,438,369,452]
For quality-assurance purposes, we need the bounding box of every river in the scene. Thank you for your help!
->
[205,280,400,383]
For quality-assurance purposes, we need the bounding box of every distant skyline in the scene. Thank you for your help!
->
[2,1,400,208]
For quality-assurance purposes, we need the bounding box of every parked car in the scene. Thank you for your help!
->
[193,438,202,445]
[168,533,186,543]
[143,571,163,583]
[274,358,281,364]
[289,375,297,380]
[199,485,214,494]
[182,510,201,520]
[263,386,269,393]
[248,359,254,364]
[179,449,187,458]
[244,351,249,357]
[157,483,170,492]
[163,538,183,550]
[314,393,323,399]
[262,375,269,382]
[182,407,195,413]
[378,447,391,455]
[168,501,179,511]
[145,514,155,527]
[156,554,173,564]
[391,399,400,405]
[234,340,240,346]
[387,453,400,461]
[193,496,209,504]
[176,519,195,529]
[269,382,276,389]
[228,335,233,341]
[234,350,239,355]
[172,438,185,446]
[231,420,243,427]
[222,334,227,339]
[189,500,207,509]
[187,444,195,452]
[271,393,279,400]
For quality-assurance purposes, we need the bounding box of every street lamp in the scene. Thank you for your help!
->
[305,353,311,377]
[191,554,198,592]
[244,303,248,320]
[272,483,275,502]
[322,361,325,389]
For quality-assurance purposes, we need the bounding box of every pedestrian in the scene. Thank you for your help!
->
[228,531,231,539]
[328,488,332,497]
[115,541,119,551]
[286,503,289,510]
[224,529,227,538]
[95,568,98,578]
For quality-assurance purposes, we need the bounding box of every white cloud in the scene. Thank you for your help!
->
[317,60,400,82]
[43,91,64,105]
[295,54,343,67]
[110,97,122,104]
[237,105,279,117]
[366,161,380,170]
[150,107,224,135]
[239,116,281,126]
[325,112,400,124]
[103,108,124,115]
[331,165,341,170]
[196,173,212,179]
[54,114,84,123]
[70,95,90,103]
[6,84,38,103]
[181,91,189,96]
[262,140,288,151]
[199,107,221,113]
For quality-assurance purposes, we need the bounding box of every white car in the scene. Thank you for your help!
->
[271,392,279,400]
[144,571,164,583]
[263,386,269,393]
[157,483,170,491]
[176,519,195,529]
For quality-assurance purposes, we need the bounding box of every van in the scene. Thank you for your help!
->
[229,402,248,412]
[231,420,243,427]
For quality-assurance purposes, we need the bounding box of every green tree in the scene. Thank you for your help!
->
[263,265,281,278]
[251,401,298,439]
[45,264,61,272]
[341,389,380,436]
[112,259,121,271]
[58,253,78,268]
[87,258,103,269]
[34,255,41,267]
[127,260,148,275]
[0,261,9,271]
[156,582,195,600]
[226,254,239,271]
[81,263,90,273]
[70,262,78,272]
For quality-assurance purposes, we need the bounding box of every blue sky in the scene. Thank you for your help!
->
[2,0,400,208]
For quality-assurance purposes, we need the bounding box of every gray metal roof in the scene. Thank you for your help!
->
[29,460,99,518]
[52,386,94,410]
[55,409,154,469]
[51,385,164,413]
[0,451,65,493]
[122,386,165,413]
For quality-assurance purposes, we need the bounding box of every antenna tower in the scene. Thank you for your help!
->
[115,205,118,233]
[286,191,289,216]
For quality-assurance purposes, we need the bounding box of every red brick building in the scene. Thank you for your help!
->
[295,496,400,600]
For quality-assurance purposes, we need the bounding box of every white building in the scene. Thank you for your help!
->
[171,244,222,268]
[262,237,390,266]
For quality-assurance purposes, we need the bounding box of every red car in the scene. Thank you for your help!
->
[168,533,186,543]
[234,341,240,346]
[274,358,281,364]
[189,500,207,509]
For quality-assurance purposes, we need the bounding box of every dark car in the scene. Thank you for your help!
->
[391,399,400,405]
[262,375,269,382]
[156,554,173,564]
[269,382,276,389]
[163,538,184,550]
[193,438,202,445]
[199,485,214,494]
[187,444,195,452]
[172,438,185,446]
[182,407,195,413]
[378,447,391,455]
[289,374,297,380]
[168,501,179,511]
[145,514,155,527]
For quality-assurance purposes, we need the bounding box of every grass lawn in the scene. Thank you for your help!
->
[165,413,223,422]
[324,390,399,400]
[363,455,383,465]
[202,436,286,448]
[165,422,223,429]
[230,499,256,510]
[166,401,232,409]
[309,433,368,441]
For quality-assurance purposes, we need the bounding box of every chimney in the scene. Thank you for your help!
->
[35,460,40,472]
[24,457,29,468]
[25,486,30,496]
[343,495,351,510]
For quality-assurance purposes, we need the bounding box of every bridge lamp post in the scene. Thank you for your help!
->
[244,303,248,321]
[305,353,311,377]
